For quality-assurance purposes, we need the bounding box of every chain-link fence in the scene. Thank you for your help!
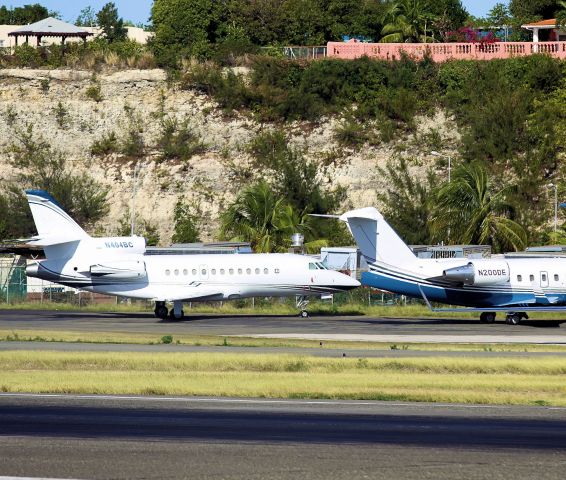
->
[0,255,418,309]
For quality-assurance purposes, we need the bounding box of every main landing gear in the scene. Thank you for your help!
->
[479,312,496,323]
[154,301,185,320]
[479,311,529,325]
[505,312,528,325]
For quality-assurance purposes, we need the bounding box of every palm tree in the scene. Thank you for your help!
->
[220,181,290,253]
[221,181,329,253]
[380,0,436,43]
[430,163,527,252]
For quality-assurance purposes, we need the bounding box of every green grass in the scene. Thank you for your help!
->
[2,351,566,406]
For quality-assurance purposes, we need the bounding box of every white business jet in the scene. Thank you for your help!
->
[24,190,359,320]
[340,207,566,325]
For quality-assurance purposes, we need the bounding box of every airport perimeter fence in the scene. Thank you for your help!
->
[0,256,418,309]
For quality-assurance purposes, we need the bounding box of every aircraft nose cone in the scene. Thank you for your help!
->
[337,273,361,290]
[26,263,39,278]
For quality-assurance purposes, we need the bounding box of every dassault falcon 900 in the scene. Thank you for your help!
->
[340,207,566,325]
[23,190,359,320]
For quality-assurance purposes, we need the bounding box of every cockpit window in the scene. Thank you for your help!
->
[309,262,327,270]
[309,263,317,270]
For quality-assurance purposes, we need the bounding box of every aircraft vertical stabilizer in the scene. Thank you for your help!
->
[25,190,90,259]
[340,207,415,266]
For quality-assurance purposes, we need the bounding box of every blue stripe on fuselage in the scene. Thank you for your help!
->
[360,270,559,308]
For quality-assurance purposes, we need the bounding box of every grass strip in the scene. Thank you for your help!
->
[3,329,566,352]
[2,351,566,406]
[3,301,566,320]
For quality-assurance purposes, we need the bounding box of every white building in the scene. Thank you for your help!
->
[0,17,152,49]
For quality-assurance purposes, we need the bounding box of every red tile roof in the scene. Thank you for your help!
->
[522,18,557,28]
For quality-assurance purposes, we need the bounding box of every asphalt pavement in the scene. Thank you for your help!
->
[1,394,566,479]
[0,309,565,342]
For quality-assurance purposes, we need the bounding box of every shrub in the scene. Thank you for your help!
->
[333,117,369,149]
[85,82,103,102]
[90,131,118,156]
[156,117,206,162]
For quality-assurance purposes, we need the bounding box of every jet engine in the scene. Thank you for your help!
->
[442,260,510,286]
[90,260,147,280]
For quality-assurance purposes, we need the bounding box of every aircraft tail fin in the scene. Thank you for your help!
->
[340,207,416,266]
[25,190,90,246]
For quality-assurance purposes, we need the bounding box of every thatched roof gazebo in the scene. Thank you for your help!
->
[8,17,92,47]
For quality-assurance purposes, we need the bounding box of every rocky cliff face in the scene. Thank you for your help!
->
[0,68,459,244]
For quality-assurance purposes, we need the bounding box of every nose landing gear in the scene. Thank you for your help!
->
[296,296,310,318]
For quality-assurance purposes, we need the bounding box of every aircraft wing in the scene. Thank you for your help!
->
[157,290,226,302]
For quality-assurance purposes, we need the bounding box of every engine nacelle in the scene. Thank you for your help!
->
[90,260,146,280]
[443,260,510,286]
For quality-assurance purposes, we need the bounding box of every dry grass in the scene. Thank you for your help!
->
[2,329,566,352]
[2,351,566,406]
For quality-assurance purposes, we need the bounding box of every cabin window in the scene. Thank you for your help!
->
[529,274,534,282]
[229,268,234,275]
[542,274,547,282]
[264,268,268,274]
[192,269,197,275]
[555,274,559,281]
[255,268,260,274]
[246,268,251,274]
[275,268,280,274]
[183,269,188,275]
[517,275,522,282]
[174,269,179,276]
[238,268,242,274]
[165,269,171,276]
[220,269,225,275]
[201,269,207,275]
[211,269,216,275]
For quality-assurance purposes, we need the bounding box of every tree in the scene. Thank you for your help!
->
[376,157,437,245]
[425,0,468,36]
[557,0,566,28]
[151,0,220,66]
[96,2,128,43]
[488,3,511,28]
[220,181,295,252]
[430,163,527,252]
[0,4,50,24]
[380,0,437,43]
[171,200,200,244]
[76,6,97,27]
[4,124,109,236]
[509,0,557,22]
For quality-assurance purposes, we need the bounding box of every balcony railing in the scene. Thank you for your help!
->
[326,41,566,62]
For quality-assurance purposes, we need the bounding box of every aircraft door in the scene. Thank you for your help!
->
[199,264,209,281]
[540,271,549,288]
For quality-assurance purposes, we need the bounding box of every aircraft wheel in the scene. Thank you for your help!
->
[506,314,521,326]
[480,312,496,323]
[154,304,168,320]
[300,310,309,318]
[169,309,185,320]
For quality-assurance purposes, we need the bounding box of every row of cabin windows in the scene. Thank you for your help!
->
[165,267,281,276]
[516,274,559,282]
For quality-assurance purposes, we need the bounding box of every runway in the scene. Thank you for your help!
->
[1,309,565,345]
[1,394,566,479]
